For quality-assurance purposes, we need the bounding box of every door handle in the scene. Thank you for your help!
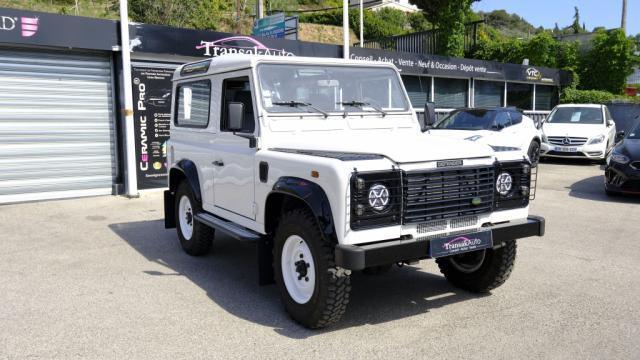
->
[212,160,224,167]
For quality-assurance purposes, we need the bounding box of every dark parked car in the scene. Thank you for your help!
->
[605,120,640,196]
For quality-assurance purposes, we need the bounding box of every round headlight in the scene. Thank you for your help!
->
[496,172,513,196]
[368,183,390,211]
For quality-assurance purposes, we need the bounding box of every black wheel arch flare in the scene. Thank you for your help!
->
[267,177,337,243]
[169,159,203,204]
[165,159,202,229]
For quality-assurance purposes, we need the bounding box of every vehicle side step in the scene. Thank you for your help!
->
[194,212,262,241]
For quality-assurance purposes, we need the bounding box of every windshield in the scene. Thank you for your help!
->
[547,107,603,124]
[257,64,409,114]
[434,109,498,130]
[628,122,640,139]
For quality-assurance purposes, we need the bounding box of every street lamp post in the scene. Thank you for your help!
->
[343,0,349,59]
[118,0,138,197]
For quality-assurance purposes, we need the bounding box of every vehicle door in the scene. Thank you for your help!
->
[211,71,257,220]
[173,78,216,210]
[604,106,616,146]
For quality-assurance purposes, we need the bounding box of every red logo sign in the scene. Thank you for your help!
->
[20,17,38,37]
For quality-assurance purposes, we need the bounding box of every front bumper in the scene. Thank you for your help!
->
[605,162,640,194]
[540,142,605,159]
[335,215,545,271]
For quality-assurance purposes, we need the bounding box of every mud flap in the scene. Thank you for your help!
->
[164,190,176,229]
[257,236,275,285]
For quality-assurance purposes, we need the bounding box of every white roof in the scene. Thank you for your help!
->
[174,54,399,80]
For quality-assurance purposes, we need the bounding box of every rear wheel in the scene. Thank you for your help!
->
[175,181,214,256]
[436,240,517,293]
[274,209,351,329]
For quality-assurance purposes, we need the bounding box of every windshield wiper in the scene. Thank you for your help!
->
[272,100,329,118]
[338,100,387,117]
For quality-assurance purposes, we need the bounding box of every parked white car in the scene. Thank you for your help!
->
[428,107,543,165]
[164,54,544,329]
[540,104,616,161]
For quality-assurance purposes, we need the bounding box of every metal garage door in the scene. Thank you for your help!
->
[0,48,117,203]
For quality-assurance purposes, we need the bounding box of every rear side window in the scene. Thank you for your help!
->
[175,80,211,128]
[509,110,523,125]
[495,111,512,129]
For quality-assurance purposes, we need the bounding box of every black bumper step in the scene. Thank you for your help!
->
[335,215,545,271]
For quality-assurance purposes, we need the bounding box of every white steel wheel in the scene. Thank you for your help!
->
[178,195,194,240]
[281,235,316,304]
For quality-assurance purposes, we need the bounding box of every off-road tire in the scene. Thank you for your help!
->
[528,140,541,166]
[436,240,517,293]
[362,264,393,275]
[175,181,214,256]
[273,209,351,329]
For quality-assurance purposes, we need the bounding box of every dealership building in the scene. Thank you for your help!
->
[0,7,568,204]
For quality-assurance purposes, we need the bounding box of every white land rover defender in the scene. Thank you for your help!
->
[164,54,545,328]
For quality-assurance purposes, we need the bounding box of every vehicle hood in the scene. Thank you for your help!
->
[267,132,494,163]
[542,123,605,138]
[615,139,640,159]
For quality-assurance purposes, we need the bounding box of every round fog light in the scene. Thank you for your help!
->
[368,183,390,212]
[496,172,513,196]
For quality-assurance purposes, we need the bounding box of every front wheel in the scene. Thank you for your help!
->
[436,240,517,293]
[274,209,351,329]
[527,141,541,166]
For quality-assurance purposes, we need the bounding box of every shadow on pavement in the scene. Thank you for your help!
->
[568,175,640,203]
[109,219,480,338]
[540,157,602,167]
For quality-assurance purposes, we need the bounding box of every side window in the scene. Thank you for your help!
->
[494,111,512,130]
[509,111,523,125]
[175,80,211,128]
[220,76,255,133]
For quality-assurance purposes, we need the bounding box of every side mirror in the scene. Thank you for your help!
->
[227,102,244,131]
[421,102,436,131]
[616,130,625,142]
[607,119,615,127]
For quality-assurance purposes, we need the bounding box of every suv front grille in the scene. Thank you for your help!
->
[403,166,495,224]
[548,136,588,146]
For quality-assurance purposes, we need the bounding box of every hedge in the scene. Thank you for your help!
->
[561,88,640,104]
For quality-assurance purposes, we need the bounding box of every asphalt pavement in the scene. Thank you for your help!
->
[1,159,639,359]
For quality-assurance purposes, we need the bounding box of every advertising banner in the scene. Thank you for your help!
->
[0,7,117,50]
[253,13,285,39]
[131,66,175,189]
[130,23,563,85]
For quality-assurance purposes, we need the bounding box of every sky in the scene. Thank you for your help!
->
[472,0,640,36]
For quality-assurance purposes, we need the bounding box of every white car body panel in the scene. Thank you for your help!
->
[428,113,542,162]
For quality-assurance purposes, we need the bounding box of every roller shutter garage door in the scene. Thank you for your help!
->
[0,48,117,204]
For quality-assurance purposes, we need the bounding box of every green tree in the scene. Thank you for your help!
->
[128,0,233,31]
[409,0,479,56]
[300,8,412,41]
[407,12,432,32]
[580,29,635,93]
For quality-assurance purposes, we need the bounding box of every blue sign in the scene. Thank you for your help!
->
[253,13,285,39]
